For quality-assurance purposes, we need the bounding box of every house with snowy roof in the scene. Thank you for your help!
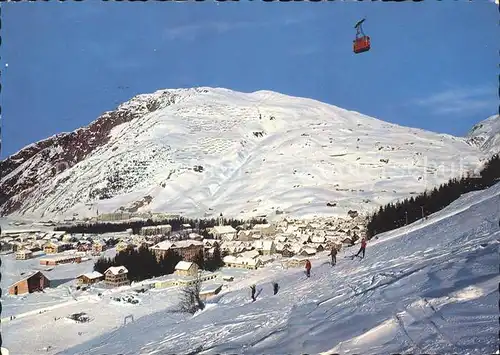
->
[223,255,262,270]
[104,266,130,288]
[251,223,276,237]
[211,225,237,241]
[150,240,204,262]
[174,261,199,277]
[76,271,104,285]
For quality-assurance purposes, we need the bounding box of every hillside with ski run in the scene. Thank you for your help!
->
[22,181,495,355]
[0,87,493,221]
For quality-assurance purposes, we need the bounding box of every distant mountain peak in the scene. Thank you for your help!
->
[0,87,491,221]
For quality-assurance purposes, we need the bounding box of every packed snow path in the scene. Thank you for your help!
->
[60,183,500,355]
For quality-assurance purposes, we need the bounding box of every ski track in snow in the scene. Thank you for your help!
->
[1,182,496,355]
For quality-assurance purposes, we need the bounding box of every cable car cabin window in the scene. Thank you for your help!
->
[353,36,370,54]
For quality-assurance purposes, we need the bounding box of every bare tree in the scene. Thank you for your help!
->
[178,276,205,314]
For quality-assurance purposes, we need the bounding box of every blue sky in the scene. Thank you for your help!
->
[1,1,498,158]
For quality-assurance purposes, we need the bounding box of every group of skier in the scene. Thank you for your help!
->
[250,281,280,302]
[305,236,368,276]
[249,237,368,301]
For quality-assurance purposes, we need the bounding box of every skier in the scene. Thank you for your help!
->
[272,282,279,295]
[250,284,256,302]
[354,237,367,259]
[305,259,311,277]
[329,246,337,266]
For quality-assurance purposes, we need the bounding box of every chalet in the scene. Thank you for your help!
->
[236,230,254,242]
[282,257,308,269]
[116,242,135,253]
[223,255,261,270]
[43,241,64,254]
[211,225,237,241]
[174,261,199,277]
[76,271,104,285]
[77,241,92,252]
[299,235,312,244]
[15,249,33,260]
[220,241,251,255]
[150,240,204,262]
[188,233,203,241]
[298,247,317,257]
[139,224,172,236]
[39,255,82,266]
[104,266,130,288]
[8,271,50,295]
[199,284,223,301]
[276,243,294,257]
[311,236,326,244]
[252,224,276,237]
[261,240,275,255]
[92,240,107,254]
[275,235,289,243]
[308,243,325,252]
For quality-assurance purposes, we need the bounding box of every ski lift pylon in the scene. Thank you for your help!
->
[353,17,371,54]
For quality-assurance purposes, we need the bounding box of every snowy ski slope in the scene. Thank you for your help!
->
[52,181,500,355]
[6,87,490,221]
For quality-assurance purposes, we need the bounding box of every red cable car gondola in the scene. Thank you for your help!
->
[353,18,371,54]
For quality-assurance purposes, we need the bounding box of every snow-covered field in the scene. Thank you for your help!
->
[1,247,117,320]
[3,88,492,221]
[2,182,498,355]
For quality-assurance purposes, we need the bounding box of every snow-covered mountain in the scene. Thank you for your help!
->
[0,88,493,221]
[45,181,498,355]
[466,114,500,156]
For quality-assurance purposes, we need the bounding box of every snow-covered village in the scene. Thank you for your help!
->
[1,2,499,355]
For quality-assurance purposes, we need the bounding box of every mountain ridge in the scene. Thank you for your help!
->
[0,87,495,221]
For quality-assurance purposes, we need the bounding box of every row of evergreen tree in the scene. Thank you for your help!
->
[93,243,227,282]
[56,216,267,235]
[366,154,500,238]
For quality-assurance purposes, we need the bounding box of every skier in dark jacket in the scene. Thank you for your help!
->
[272,282,279,295]
[329,246,338,266]
[250,284,256,301]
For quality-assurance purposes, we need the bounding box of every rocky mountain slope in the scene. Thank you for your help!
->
[0,87,492,221]
[466,114,500,156]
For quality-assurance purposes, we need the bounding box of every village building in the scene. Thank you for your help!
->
[188,232,203,241]
[223,255,262,270]
[174,261,199,277]
[104,266,130,288]
[199,284,223,301]
[150,240,204,262]
[43,241,66,254]
[116,241,135,253]
[220,241,252,255]
[39,255,82,266]
[8,271,50,295]
[15,249,33,260]
[282,257,308,269]
[139,224,172,236]
[77,241,92,252]
[210,225,237,241]
[253,240,276,255]
[76,271,104,285]
[276,243,294,257]
[92,240,107,254]
[252,224,276,237]
[235,230,255,242]
[298,247,317,257]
